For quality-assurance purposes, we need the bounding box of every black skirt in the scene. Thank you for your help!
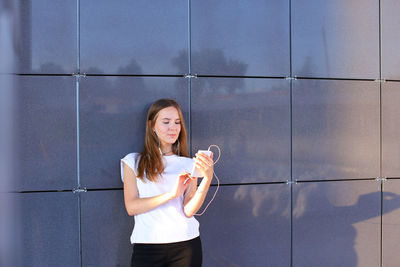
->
[131,236,202,267]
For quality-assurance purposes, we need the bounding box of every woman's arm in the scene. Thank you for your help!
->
[123,162,188,216]
[183,152,214,217]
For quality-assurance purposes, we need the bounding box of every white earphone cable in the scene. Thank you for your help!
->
[194,144,221,216]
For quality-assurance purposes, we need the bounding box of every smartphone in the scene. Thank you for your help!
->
[190,150,212,177]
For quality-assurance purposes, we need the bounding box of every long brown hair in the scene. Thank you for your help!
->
[137,99,189,182]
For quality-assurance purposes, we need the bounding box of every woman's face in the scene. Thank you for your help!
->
[153,106,181,148]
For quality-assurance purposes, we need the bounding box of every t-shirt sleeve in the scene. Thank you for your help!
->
[120,153,138,182]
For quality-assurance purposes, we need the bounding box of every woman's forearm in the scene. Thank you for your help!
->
[125,192,174,216]
[183,176,212,217]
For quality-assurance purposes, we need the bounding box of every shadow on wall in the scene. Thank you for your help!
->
[199,181,400,267]
[291,182,400,266]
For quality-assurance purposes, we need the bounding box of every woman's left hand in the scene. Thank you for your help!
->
[193,152,214,180]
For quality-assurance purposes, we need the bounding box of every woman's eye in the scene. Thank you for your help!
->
[175,121,181,125]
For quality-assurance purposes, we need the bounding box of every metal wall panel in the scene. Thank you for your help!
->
[81,191,133,267]
[292,0,379,79]
[382,0,400,79]
[191,78,291,183]
[17,0,77,74]
[293,80,380,180]
[293,181,381,267]
[382,179,400,267]
[382,82,400,177]
[13,1,400,266]
[79,76,189,189]
[191,0,290,77]
[18,192,80,267]
[14,76,77,191]
[80,0,188,75]
[198,184,291,267]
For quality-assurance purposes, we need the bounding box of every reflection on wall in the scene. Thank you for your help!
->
[15,77,77,191]
[293,80,380,180]
[198,184,291,267]
[191,78,291,183]
[191,0,290,76]
[382,83,400,177]
[292,0,379,78]
[80,0,188,75]
[382,180,400,266]
[382,0,400,79]
[79,76,189,189]
[18,0,76,74]
[294,181,378,266]
[190,48,248,77]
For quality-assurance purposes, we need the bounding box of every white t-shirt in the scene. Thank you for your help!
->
[121,153,200,244]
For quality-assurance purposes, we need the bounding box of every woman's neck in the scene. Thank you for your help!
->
[160,143,173,156]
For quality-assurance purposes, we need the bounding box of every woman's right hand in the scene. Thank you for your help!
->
[124,164,193,216]
[170,172,192,199]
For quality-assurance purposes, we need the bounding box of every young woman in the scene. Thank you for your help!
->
[121,98,214,267]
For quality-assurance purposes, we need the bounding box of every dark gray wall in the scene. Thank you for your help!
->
[11,0,400,266]
[1,1,19,266]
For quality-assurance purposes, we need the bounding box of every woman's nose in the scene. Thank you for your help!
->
[169,123,178,130]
